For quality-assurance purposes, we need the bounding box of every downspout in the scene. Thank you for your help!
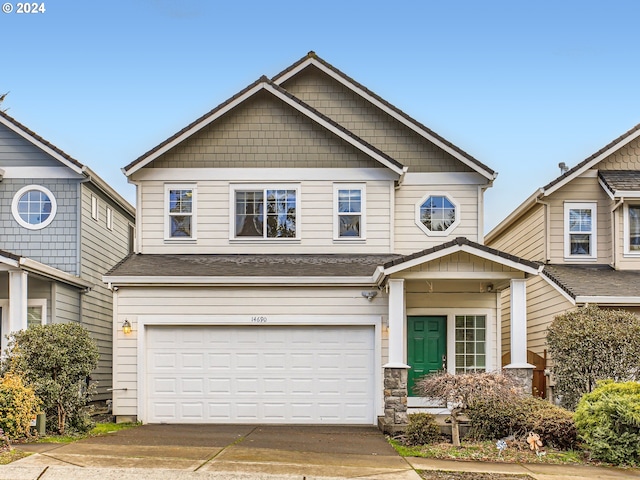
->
[535,198,551,263]
[611,198,624,268]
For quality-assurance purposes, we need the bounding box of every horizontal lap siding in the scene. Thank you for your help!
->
[139,179,391,254]
[487,205,545,262]
[113,287,389,417]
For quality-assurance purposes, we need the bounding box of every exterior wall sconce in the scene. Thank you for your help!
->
[361,290,378,301]
[122,319,132,335]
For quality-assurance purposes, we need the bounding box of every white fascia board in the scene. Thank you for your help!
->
[124,82,269,177]
[19,258,93,289]
[0,115,84,175]
[131,167,398,182]
[82,166,135,216]
[575,296,640,305]
[0,166,84,179]
[400,172,488,186]
[485,188,544,243]
[383,245,462,275]
[102,275,379,286]
[0,255,20,268]
[598,176,640,200]
[540,271,576,305]
[399,271,525,280]
[458,245,542,275]
[274,58,495,181]
[545,129,640,197]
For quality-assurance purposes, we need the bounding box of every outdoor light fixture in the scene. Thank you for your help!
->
[122,319,132,335]
[361,290,378,301]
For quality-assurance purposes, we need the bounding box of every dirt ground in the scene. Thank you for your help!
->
[420,472,532,480]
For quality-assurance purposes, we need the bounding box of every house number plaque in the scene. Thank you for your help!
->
[251,316,268,323]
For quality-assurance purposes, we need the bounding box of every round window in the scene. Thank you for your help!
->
[11,185,58,230]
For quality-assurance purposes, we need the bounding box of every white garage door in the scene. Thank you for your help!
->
[145,325,375,424]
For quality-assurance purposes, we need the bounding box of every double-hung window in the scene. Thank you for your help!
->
[232,185,299,239]
[564,202,597,259]
[165,184,196,240]
[624,204,640,255]
[334,184,365,240]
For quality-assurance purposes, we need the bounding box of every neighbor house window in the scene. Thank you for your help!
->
[232,185,299,239]
[334,184,365,240]
[106,207,113,231]
[624,204,640,254]
[27,300,46,329]
[564,202,597,259]
[165,184,197,240]
[415,193,460,236]
[455,315,486,373]
[91,195,99,221]
[11,185,57,230]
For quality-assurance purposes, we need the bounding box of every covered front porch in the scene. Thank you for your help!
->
[377,238,542,432]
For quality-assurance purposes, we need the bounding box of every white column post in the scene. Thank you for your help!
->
[384,278,409,368]
[8,270,28,333]
[505,278,534,368]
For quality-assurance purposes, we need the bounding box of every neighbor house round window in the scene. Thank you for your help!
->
[11,185,57,230]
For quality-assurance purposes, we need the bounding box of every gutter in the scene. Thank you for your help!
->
[81,166,135,217]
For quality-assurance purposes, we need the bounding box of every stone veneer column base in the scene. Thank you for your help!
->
[378,367,409,434]
[503,365,534,395]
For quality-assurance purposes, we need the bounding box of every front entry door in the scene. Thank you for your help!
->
[407,316,447,396]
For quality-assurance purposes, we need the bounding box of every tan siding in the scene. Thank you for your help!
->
[488,204,545,261]
[281,67,474,173]
[599,137,640,170]
[113,286,389,417]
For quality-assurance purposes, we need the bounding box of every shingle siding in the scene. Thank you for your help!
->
[0,123,62,167]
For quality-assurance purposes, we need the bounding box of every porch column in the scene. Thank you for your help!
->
[504,278,534,393]
[380,278,410,433]
[8,270,28,333]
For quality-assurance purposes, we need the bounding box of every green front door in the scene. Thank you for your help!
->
[407,316,447,396]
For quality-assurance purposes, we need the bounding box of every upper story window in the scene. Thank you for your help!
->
[623,204,640,255]
[106,206,113,231]
[334,184,365,240]
[11,185,57,230]
[415,193,460,236]
[165,184,197,241]
[564,202,597,259]
[231,185,299,240]
[91,195,99,221]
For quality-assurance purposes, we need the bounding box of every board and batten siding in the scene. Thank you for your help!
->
[138,179,392,254]
[80,184,134,399]
[112,286,389,417]
[488,204,546,262]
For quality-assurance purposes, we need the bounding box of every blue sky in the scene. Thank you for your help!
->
[3,0,640,232]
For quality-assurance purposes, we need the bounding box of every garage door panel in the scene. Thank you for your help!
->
[146,325,374,424]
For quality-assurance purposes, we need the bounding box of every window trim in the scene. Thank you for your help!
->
[91,195,99,221]
[623,203,640,256]
[454,314,487,374]
[415,192,461,237]
[564,202,597,260]
[164,183,197,242]
[27,299,47,329]
[11,185,58,230]
[106,206,113,231]
[333,183,366,241]
[229,183,301,241]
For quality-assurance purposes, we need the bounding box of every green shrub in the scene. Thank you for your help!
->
[575,381,640,466]
[0,373,41,439]
[403,413,441,446]
[467,396,577,450]
[2,323,99,435]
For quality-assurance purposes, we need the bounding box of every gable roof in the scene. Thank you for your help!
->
[486,121,640,243]
[382,237,541,276]
[598,170,640,199]
[273,52,496,181]
[0,111,135,217]
[542,264,640,305]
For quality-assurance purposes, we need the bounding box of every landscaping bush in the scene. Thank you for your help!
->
[547,305,640,410]
[0,373,40,439]
[574,380,640,466]
[2,323,99,435]
[467,396,577,450]
[403,413,441,446]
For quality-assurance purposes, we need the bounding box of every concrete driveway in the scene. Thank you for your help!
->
[6,424,420,479]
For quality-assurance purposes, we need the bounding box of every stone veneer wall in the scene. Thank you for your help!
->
[379,368,409,434]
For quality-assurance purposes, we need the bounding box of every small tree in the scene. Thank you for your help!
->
[547,305,640,410]
[3,323,99,434]
[414,371,523,446]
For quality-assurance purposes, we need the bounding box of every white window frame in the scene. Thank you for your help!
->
[564,202,597,260]
[106,206,113,231]
[27,299,47,329]
[333,183,366,241]
[415,192,461,237]
[623,203,640,256]
[91,195,99,221]
[454,314,487,373]
[229,184,301,241]
[164,184,197,242]
[11,185,58,230]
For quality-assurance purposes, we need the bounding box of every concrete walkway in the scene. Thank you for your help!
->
[0,425,638,480]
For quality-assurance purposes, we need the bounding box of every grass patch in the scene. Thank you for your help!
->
[0,449,31,465]
[36,422,139,444]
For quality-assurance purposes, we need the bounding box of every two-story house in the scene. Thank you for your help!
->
[486,123,640,400]
[104,53,541,430]
[0,111,135,400]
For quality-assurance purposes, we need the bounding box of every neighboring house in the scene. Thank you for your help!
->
[0,111,135,400]
[104,52,541,429]
[486,123,640,400]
